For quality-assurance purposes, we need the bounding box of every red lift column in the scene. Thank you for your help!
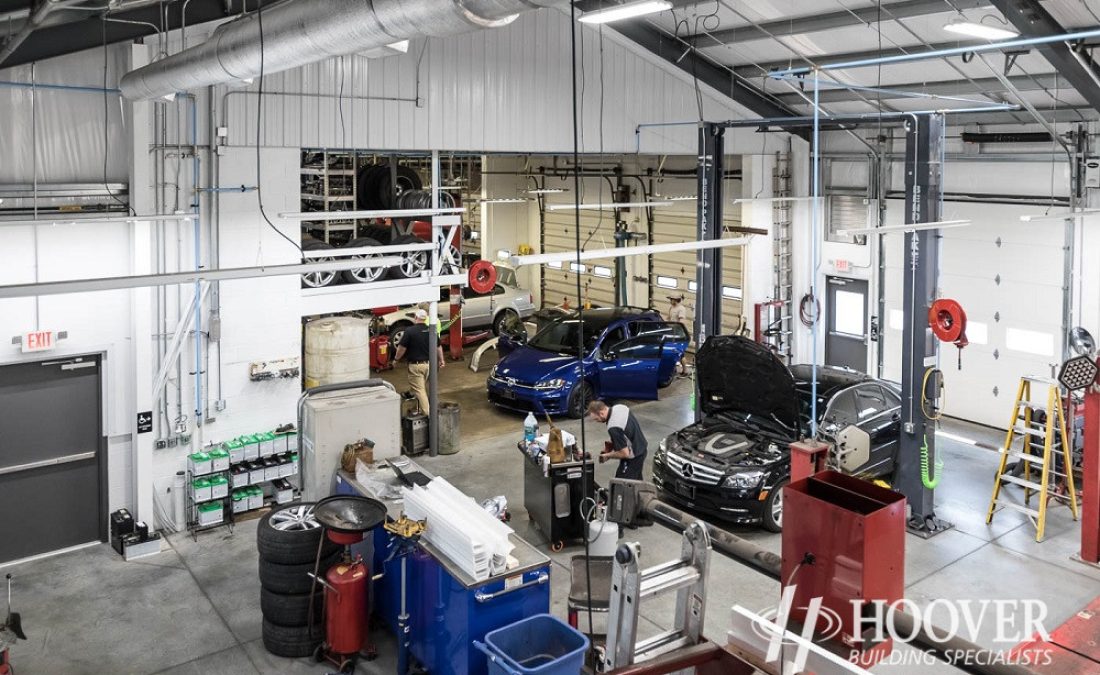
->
[1082,387,1100,564]
[789,439,829,483]
[449,285,463,361]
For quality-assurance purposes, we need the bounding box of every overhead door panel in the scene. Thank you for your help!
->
[541,210,617,308]
[651,208,744,335]
[0,356,104,563]
[881,202,1063,428]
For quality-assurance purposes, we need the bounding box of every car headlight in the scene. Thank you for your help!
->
[722,470,764,489]
[535,378,566,390]
[490,364,499,378]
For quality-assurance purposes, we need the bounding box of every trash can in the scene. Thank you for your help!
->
[474,614,588,675]
[438,401,461,455]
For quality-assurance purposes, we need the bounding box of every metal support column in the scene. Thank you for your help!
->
[694,123,724,348]
[428,150,441,456]
[614,221,630,307]
[898,114,952,537]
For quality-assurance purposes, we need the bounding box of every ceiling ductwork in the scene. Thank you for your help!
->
[119,0,564,100]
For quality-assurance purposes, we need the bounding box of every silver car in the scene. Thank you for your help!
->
[382,264,536,345]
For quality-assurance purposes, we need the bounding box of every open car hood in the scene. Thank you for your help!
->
[695,335,799,428]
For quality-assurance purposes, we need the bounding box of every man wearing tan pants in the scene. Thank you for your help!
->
[394,309,445,414]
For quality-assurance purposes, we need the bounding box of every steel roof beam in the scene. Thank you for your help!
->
[989,0,1100,112]
[732,41,988,76]
[689,0,988,45]
[773,72,1064,104]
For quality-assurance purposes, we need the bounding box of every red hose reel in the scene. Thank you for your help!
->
[468,260,497,294]
[929,298,968,368]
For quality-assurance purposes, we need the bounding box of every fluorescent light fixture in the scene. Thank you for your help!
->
[510,237,749,267]
[836,219,972,236]
[523,188,569,195]
[666,195,698,201]
[278,207,465,221]
[579,0,671,24]
[546,200,674,211]
[731,196,822,205]
[944,18,1018,41]
[0,213,194,227]
[1020,208,1100,222]
[479,197,529,204]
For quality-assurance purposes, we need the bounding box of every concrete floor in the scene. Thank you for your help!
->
[5,372,1100,674]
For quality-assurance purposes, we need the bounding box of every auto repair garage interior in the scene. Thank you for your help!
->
[9,1,1100,674]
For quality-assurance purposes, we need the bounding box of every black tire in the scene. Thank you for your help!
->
[388,234,430,279]
[259,550,340,594]
[256,503,337,565]
[658,374,674,388]
[761,479,788,533]
[340,236,386,284]
[301,239,338,288]
[567,380,593,419]
[492,309,519,336]
[388,321,413,350]
[261,618,323,658]
[357,164,422,210]
[260,586,325,627]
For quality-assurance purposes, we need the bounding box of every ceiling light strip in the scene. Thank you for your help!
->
[1019,208,1100,222]
[509,237,750,267]
[546,200,674,211]
[277,208,466,221]
[837,219,972,236]
[0,214,195,227]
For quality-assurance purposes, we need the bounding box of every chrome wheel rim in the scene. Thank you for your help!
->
[302,256,336,288]
[349,252,386,283]
[391,327,406,346]
[772,489,783,527]
[268,504,321,531]
[399,250,428,277]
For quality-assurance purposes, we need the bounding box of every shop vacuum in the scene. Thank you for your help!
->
[308,495,387,674]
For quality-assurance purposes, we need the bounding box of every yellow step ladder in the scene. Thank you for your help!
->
[986,376,1078,542]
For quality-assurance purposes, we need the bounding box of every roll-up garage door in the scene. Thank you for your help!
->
[881,202,1064,428]
[541,209,617,308]
[650,211,745,336]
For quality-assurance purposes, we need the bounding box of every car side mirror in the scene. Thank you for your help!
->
[603,350,618,361]
[835,425,871,473]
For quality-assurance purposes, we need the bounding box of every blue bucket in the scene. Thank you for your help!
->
[474,614,589,675]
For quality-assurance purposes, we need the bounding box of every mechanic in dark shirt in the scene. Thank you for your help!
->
[587,400,647,480]
[394,309,445,415]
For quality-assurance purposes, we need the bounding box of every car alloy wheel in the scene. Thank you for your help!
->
[268,504,322,532]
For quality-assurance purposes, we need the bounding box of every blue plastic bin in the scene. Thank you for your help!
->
[474,614,588,675]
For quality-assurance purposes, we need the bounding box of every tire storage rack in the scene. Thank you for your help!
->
[298,150,478,289]
[258,502,341,659]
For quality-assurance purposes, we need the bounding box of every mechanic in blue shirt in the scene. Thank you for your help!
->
[587,400,648,480]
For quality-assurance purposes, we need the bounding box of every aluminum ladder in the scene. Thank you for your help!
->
[771,148,794,362]
[986,376,1079,542]
[603,521,711,670]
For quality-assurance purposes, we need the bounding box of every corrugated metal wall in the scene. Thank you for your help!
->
[212,9,733,154]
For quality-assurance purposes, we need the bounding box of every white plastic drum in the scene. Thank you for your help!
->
[304,317,371,387]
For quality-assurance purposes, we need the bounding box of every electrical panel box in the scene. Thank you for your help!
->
[1085,157,1100,189]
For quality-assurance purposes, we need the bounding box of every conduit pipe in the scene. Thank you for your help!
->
[120,0,565,100]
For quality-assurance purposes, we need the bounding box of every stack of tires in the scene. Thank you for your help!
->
[257,503,340,658]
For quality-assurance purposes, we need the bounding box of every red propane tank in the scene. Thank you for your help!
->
[325,558,370,656]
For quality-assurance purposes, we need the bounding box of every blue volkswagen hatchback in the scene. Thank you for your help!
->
[486,307,690,417]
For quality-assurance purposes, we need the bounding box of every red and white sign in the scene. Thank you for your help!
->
[834,259,851,273]
[21,330,55,353]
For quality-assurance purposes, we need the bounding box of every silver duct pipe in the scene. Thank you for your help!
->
[120,0,563,100]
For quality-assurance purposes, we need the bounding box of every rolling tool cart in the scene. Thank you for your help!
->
[519,443,594,551]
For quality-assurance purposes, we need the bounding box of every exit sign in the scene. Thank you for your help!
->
[21,330,56,353]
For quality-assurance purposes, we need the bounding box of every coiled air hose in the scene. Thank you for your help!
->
[921,433,944,489]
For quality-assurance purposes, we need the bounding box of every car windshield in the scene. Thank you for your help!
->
[527,318,606,356]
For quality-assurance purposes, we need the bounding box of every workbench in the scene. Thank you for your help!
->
[334,461,551,675]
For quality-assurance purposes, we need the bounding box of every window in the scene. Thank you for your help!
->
[833,290,865,336]
[722,286,743,300]
[967,321,988,345]
[825,195,869,245]
[607,324,688,359]
[656,275,678,289]
[569,262,587,273]
[824,390,859,427]
[593,265,612,278]
[547,261,563,269]
[1006,327,1054,357]
[688,281,698,293]
[852,385,891,421]
[888,309,904,331]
